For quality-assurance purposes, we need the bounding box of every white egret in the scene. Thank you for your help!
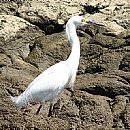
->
[10,16,90,116]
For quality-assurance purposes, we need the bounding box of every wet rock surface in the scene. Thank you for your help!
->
[0,0,130,130]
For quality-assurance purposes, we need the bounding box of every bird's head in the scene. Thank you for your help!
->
[67,16,96,27]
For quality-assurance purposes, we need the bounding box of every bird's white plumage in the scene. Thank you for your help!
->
[11,16,88,114]
[11,61,69,107]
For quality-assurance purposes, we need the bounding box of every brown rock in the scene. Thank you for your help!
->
[0,0,130,129]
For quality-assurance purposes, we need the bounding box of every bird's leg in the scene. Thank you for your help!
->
[36,104,42,115]
[48,99,56,117]
[48,103,53,117]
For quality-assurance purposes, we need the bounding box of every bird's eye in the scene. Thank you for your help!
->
[81,19,88,23]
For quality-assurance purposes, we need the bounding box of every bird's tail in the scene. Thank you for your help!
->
[10,96,19,107]
[10,96,18,104]
[10,95,25,108]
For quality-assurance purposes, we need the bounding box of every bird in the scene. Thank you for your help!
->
[10,16,90,116]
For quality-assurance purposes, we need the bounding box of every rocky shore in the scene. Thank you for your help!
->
[0,0,130,129]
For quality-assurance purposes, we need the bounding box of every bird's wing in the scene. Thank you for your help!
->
[29,61,68,87]
[23,61,69,102]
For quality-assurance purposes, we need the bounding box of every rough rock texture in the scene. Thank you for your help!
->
[0,0,130,130]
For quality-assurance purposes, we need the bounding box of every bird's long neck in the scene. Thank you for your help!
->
[66,22,80,77]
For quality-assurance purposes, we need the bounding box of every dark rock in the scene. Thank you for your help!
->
[79,24,107,37]
[25,32,70,71]
[75,74,130,98]
[122,103,130,129]
[90,34,127,49]
[119,53,130,72]
[0,1,130,129]
[18,4,64,34]
[73,90,113,128]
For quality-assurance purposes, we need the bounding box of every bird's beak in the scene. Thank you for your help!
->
[87,21,104,26]
[82,19,97,25]
[82,19,104,26]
